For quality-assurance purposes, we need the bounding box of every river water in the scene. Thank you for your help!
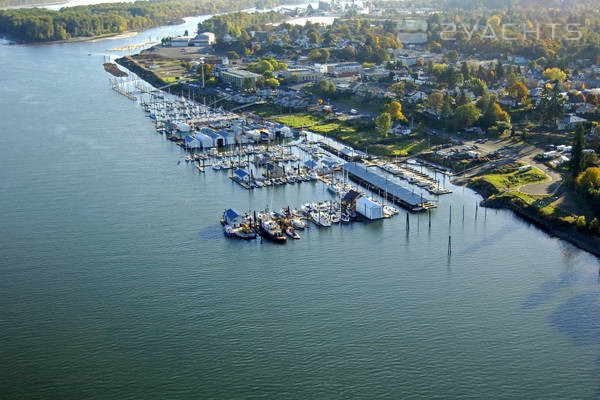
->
[1,17,600,400]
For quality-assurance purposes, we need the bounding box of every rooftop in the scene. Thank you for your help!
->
[341,163,430,208]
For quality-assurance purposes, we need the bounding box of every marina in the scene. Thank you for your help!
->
[113,76,451,221]
[3,11,600,400]
[220,196,400,243]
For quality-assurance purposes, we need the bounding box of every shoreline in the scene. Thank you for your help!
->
[458,180,600,259]
[105,32,600,260]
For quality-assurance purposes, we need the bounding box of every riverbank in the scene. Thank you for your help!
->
[115,55,166,88]
[103,62,128,77]
[460,178,600,258]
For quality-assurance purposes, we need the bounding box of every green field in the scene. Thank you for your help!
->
[275,113,324,128]
[476,164,548,191]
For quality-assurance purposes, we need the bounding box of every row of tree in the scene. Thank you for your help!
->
[0,0,285,42]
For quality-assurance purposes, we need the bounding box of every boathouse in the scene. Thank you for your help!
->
[341,189,362,210]
[194,133,213,148]
[218,130,235,146]
[224,208,243,227]
[341,163,433,212]
[356,197,383,220]
[184,135,201,149]
[233,168,250,183]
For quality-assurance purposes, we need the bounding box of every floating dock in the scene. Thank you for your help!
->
[341,162,435,212]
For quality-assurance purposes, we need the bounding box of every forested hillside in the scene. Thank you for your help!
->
[0,0,292,41]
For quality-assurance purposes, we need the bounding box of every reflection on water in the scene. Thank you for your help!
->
[550,293,600,345]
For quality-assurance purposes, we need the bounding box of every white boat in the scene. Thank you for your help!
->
[212,162,222,171]
[300,204,312,215]
[292,218,306,230]
[311,212,331,227]
[341,213,350,223]
[384,205,399,216]
[327,183,341,194]
[329,212,340,224]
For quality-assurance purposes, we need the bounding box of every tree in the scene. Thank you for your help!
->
[308,30,320,44]
[477,94,510,128]
[197,63,213,78]
[319,78,329,93]
[427,92,444,115]
[576,167,600,191]
[389,82,406,97]
[466,78,488,97]
[442,95,454,118]
[576,215,587,230]
[427,41,442,53]
[508,81,529,103]
[456,90,471,106]
[266,78,280,88]
[543,67,567,83]
[443,50,459,63]
[376,112,392,137]
[308,48,329,63]
[226,50,240,59]
[383,100,406,121]
[328,81,336,95]
[452,104,481,130]
[571,123,586,180]
[340,45,356,60]
[461,62,470,80]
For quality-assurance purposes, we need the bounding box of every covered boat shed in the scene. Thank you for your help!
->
[341,162,433,212]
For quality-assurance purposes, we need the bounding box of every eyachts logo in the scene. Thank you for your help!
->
[440,22,583,42]
[397,19,428,44]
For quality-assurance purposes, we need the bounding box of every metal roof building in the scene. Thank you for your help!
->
[341,163,433,212]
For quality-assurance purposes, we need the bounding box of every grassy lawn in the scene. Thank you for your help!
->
[477,164,548,191]
[276,113,324,128]
[506,191,539,205]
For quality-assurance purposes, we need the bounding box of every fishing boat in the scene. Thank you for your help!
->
[340,213,350,223]
[259,219,287,243]
[285,226,301,239]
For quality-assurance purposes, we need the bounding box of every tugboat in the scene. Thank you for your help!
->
[259,219,287,243]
